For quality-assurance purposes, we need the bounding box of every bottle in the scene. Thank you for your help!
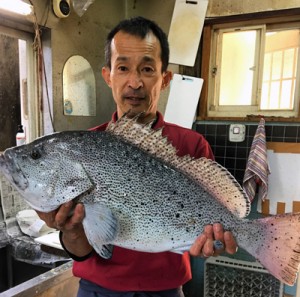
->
[16,125,26,146]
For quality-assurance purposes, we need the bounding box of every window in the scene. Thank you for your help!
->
[201,14,300,119]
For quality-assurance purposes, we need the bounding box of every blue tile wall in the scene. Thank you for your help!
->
[195,121,300,185]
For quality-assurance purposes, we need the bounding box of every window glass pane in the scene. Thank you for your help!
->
[283,48,295,78]
[269,81,280,109]
[280,80,293,109]
[219,30,256,106]
[271,51,282,80]
[261,29,300,111]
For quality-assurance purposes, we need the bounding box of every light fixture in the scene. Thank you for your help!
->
[0,0,33,16]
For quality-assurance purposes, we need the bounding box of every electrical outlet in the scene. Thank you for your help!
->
[229,124,246,142]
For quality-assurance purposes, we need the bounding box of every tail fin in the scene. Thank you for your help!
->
[237,213,300,286]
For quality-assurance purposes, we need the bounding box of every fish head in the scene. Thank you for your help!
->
[0,132,94,212]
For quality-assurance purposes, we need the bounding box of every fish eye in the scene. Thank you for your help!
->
[30,150,41,160]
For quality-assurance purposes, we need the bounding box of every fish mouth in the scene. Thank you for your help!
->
[0,151,28,191]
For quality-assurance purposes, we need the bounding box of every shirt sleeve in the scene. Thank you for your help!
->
[192,135,215,160]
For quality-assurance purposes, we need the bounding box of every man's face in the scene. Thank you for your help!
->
[102,30,172,123]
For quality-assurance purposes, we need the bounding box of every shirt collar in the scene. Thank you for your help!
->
[110,111,165,130]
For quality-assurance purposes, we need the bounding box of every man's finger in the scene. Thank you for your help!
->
[189,234,207,256]
[224,231,238,254]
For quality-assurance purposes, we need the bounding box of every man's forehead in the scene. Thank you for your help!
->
[111,31,161,56]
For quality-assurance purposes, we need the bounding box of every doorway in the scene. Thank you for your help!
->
[0,25,37,152]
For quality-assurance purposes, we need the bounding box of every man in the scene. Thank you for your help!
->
[37,17,237,296]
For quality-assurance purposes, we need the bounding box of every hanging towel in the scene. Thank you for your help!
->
[243,118,270,202]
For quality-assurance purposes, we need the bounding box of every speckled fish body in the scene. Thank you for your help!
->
[0,116,300,286]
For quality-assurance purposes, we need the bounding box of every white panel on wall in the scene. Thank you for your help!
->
[257,148,300,214]
[168,0,208,66]
[164,74,203,129]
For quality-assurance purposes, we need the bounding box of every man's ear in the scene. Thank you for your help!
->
[161,71,173,90]
[102,66,111,87]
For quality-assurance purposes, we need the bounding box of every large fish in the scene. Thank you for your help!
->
[0,115,299,286]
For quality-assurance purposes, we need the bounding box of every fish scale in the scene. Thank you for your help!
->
[0,115,300,286]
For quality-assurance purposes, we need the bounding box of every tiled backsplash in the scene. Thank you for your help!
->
[195,121,300,185]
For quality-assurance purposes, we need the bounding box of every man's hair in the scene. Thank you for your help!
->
[104,16,169,73]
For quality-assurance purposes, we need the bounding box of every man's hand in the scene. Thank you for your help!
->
[36,201,93,257]
[189,223,237,258]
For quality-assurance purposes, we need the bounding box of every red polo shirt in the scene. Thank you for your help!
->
[73,112,214,291]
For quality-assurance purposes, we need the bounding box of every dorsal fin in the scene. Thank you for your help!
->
[106,114,250,218]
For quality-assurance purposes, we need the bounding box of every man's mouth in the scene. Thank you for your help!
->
[123,90,146,100]
[124,96,145,105]
[126,96,143,100]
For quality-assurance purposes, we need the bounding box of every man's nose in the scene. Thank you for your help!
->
[128,71,143,89]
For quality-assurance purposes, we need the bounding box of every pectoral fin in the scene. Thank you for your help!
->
[83,203,119,258]
[99,244,114,259]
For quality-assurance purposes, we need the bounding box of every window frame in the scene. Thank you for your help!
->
[198,10,300,122]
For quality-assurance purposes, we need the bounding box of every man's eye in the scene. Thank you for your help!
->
[142,67,154,73]
[118,66,127,71]
[30,150,41,160]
